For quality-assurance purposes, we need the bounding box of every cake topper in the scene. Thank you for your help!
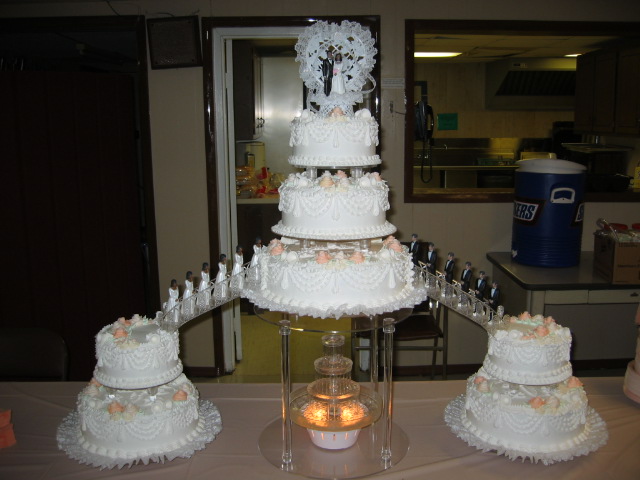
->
[295,20,377,116]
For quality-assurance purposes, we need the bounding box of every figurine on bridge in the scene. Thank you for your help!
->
[408,233,421,266]
[165,279,179,312]
[425,242,437,275]
[215,254,228,300]
[460,261,473,292]
[231,245,245,292]
[444,252,455,284]
[182,271,195,316]
[474,271,487,301]
[198,262,212,308]
[488,281,500,309]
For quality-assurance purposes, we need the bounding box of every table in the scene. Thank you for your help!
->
[1,378,638,479]
[486,252,639,362]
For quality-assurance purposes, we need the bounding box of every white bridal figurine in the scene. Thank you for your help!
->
[331,52,346,94]
[215,254,228,300]
[182,270,195,316]
[198,262,211,308]
[166,279,179,311]
[231,245,244,292]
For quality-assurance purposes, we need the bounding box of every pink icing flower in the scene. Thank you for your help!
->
[370,172,382,182]
[89,377,102,387]
[383,235,396,246]
[544,316,556,325]
[521,334,536,340]
[270,243,284,256]
[316,251,332,264]
[173,390,188,402]
[388,241,403,253]
[509,316,518,323]
[534,325,549,337]
[476,381,489,393]
[117,317,131,326]
[113,327,128,339]
[567,376,584,389]
[336,170,347,179]
[473,376,486,384]
[529,397,546,409]
[108,402,125,414]
[349,251,365,264]
[520,312,532,320]
[319,175,335,188]
[269,238,280,247]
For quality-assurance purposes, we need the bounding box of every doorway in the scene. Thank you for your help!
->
[202,16,381,378]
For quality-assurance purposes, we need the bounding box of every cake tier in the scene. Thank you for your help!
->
[483,313,572,385]
[243,237,427,318]
[289,109,380,168]
[623,360,640,403]
[62,374,221,467]
[461,370,590,454]
[272,170,396,241]
[94,315,182,389]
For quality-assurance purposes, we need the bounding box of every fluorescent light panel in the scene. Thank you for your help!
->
[414,51,461,58]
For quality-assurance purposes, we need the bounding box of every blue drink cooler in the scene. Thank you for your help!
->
[511,159,586,267]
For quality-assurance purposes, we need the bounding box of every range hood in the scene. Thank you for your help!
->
[485,58,577,111]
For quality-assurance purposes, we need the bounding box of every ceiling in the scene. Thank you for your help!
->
[414,34,621,63]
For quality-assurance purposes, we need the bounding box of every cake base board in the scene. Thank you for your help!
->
[258,416,408,479]
[444,394,608,466]
[57,399,222,470]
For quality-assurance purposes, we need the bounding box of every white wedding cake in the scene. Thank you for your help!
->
[58,315,222,469]
[445,312,608,465]
[623,308,640,403]
[244,20,426,319]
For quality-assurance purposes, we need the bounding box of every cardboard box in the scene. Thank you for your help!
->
[593,233,640,284]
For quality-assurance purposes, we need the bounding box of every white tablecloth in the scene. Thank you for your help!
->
[0,378,638,479]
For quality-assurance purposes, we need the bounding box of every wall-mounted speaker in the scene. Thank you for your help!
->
[147,16,202,69]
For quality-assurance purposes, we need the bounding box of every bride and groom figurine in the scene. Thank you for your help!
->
[322,50,346,97]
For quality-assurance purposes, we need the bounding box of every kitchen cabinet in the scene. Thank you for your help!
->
[487,252,639,363]
[574,50,617,134]
[233,41,263,140]
[615,46,640,136]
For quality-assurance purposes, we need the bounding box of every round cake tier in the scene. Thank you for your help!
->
[289,108,379,168]
[272,170,395,241]
[57,374,222,469]
[243,238,427,319]
[444,371,608,465]
[623,360,640,403]
[483,313,572,385]
[93,316,182,390]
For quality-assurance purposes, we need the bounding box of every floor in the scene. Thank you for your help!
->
[193,313,628,384]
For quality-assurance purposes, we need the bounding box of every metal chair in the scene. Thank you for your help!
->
[0,327,69,381]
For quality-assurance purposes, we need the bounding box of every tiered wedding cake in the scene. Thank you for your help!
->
[623,305,640,402]
[243,20,426,319]
[445,312,608,464]
[57,315,222,469]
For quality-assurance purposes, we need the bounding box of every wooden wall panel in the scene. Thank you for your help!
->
[1,72,147,380]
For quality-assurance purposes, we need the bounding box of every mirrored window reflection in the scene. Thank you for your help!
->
[405,20,632,202]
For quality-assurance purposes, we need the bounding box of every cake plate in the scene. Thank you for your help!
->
[255,307,412,479]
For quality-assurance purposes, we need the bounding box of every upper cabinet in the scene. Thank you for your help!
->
[233,40,264,141]
[615,46,640,136]
[574,50,617,134]
[575,45,640,137]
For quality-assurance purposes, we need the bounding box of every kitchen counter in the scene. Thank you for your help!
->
[486,252,639,362]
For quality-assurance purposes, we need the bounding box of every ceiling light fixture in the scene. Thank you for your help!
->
[564,53,581,57]
[414,52,461,58]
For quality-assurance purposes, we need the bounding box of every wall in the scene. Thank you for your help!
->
[414,62,575,138]
[3,0,639,367]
